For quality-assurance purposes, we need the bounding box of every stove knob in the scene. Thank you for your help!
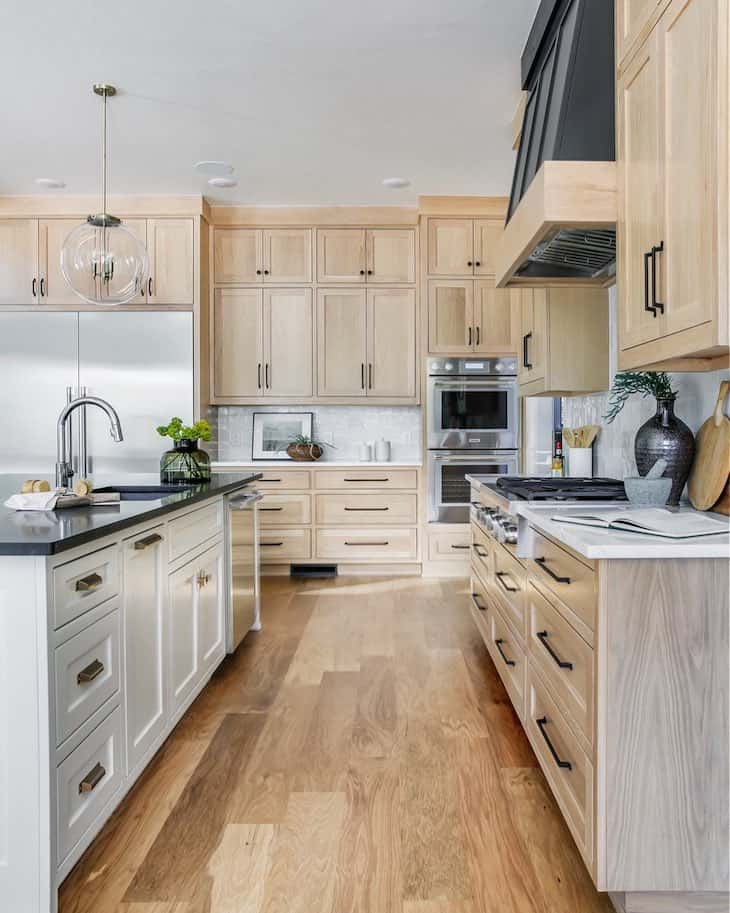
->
[503,523,518,545]
[444,362,454,371]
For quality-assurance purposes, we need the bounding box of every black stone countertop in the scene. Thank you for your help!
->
[0,472,261,556]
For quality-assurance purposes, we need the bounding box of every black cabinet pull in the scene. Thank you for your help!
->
[494,638,516,667]
[260,506,283,511]
[368,363,373,389]
[475,260,481,267]
[534,556,571,585]
[345,540,389,546]
[148,277,153,296]
[467,260,473,267]
[263,478,282,482]
[451,544,470,549]
[367,269,373,275]
[343,477,389,482]
[40,277,46,297]
[495,570,519,594]
[472,592,487,611]
[361,363,365,389]
[359,269,366,275]
[536,631,574,670]
[644,250,656,316]
[468,326,472,346]
[32,277,37,297]
[257,363,262,390]
[475,326,480,346]
[344,506,389,511]
[523,332,532,369]
[261,541,284,547]
[536,716,572,770]
[651,241,665,314]
[256,269,262,275]
[472,544,488,558]
[264,269,270,275]
[265,363,270,389]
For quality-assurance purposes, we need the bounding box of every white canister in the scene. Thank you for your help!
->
[374,439,391,462]
[359,442,373,462]
[568,447,593,478]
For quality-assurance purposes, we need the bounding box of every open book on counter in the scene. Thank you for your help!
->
[551,508,729,540]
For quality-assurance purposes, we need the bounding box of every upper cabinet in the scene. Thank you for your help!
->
[213,228,312,284]
[145,219,195,305]
[316,228,415,283]
[427,278,518,355]
[617,0,728,371]
[616,0,664,68]
[0,219,38,305]
[426,218,504,276]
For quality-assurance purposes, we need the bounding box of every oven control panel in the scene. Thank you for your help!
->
[428,357,517,376]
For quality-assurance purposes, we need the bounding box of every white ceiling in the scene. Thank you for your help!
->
[3,0,539,205]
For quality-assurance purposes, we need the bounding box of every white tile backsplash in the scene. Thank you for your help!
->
[215,405,423,463]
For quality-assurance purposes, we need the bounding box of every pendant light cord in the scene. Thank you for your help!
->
[102,90,107,217]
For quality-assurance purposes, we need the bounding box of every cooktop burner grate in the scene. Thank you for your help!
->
[496,476,628,502]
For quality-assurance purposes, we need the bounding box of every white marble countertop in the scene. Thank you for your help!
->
[516,504,730,560]
[212,460,423,468]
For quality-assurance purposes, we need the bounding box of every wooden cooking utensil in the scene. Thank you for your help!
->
[688,380,730,511]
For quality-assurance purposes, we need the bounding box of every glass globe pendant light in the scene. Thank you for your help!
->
[61,84,148,305]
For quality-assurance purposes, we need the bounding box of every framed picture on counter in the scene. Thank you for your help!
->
[252,412,313,461]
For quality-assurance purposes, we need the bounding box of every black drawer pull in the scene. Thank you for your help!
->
[523,331,532,369]
[644,249,655,315]
[75,572,103,592]
[345,541,389,546]
[343,478,389,482]
[472,592,487,611]
[651,241,665,314]
[263,478,282,482]
[494,638,516,667]
[472,544,488,558]
[495,570,519,593]
[260,506,284,511]
[261,541,284,547]
[451,544,470,550]
[77,659,104,684]
[79,762,106,794]
[537,631,573,670]
[534,556,571,585]
[344,506,389,511]
[134,532,163,550]
[536,716,572,770]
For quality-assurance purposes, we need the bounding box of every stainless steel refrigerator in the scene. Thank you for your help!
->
[0,312,194,479]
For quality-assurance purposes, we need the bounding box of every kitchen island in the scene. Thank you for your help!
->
[468,475,729,913]
[0,471,260,913]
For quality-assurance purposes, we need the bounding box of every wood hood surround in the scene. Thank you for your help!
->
[494,161,618,288]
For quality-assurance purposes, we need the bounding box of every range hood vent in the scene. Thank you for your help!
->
[525,228,616,279]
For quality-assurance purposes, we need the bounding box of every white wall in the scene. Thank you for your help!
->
[562,288,730,478]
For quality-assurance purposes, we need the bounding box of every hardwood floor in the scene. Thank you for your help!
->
[59,576,614,913]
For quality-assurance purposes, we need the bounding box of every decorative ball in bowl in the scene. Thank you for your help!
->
[623,476,672,506]
[286,436,325,462]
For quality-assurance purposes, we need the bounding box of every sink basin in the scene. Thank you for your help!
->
[95,484,196,501]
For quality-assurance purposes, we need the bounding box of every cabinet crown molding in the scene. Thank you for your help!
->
[0,195,208,218]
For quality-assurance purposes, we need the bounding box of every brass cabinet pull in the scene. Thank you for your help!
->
[75,572,103,592]
[196,571,211,587]
[345,541,389,546]
[77,659,104,684]
[79,762,106,794]
[134,532,163,550]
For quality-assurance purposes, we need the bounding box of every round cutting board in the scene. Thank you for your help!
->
[688,381,730,510]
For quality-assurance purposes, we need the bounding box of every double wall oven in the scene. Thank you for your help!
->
[427,357,519,522]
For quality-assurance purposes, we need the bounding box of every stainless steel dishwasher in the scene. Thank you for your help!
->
[225,487,263,652]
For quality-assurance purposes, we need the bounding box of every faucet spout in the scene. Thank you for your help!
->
[56,395,124,488]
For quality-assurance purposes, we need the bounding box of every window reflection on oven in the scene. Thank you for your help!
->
[440,390,509,431]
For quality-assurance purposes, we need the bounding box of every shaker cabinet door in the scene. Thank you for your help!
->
[365,229,415,283]
[474,279,517,354]
[213,288,264,399]
[428,279,474,353]
[427,219,474,275]
[317,229,366,283]
[214,229,262,284]
[147,218,195,305]
[263,287,313,397]
[263,229,312,283]
[366,288,416,398]
[168,561,199,716]
[0,219,38,304]
[316,288,367,395]
[196,541,226,677]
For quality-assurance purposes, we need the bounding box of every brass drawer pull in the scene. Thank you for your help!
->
[75,572,103,593]
[536,716,572,770]
[134,532,163,550]
[536,631,574,670]
[535,556,571,585]
[494,638,516,667]
[343,506,389,511]
[495,570,519,594]
[77,659,104,684]
[345,541,389,546]
[78,762,106,794]
[196,571,211,587]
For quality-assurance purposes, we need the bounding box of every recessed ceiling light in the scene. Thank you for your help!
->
[34,178,66,189]
[382,177,411,189]
[208,177,238,188]
[195,161,234,176]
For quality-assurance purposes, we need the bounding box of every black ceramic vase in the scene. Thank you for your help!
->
[634,395,695,506]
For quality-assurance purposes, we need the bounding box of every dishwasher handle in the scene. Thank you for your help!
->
[228,490,264,509]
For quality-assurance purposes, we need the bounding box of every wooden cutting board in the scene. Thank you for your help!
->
[688,380,730,511]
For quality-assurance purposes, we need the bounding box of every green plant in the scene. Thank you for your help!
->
[603,371,675,424]
[289,434,335,450]
[156,417,213,443]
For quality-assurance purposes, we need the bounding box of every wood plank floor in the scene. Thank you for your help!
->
[59,576,614,913]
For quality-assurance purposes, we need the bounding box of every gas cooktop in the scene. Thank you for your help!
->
[495,476,628,502]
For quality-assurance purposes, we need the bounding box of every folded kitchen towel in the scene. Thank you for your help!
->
[4,491,60,511]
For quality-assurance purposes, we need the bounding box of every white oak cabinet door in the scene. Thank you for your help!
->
[214,229,261,283]
[617,0,662,65]
[366,288,416,397]
[213,288,264,398]
[317,288,367,395]
[263,229,312,283]
[365,229,415,283]
[123,525,166,774]
[0,219,38,304]
[147,218,195,305]
[427,219,474,275]
[428,279,474,353]
[617,31,664,349]
[263,288,313,397]
[39,219,87,305]
[196,542,226,677]
[518,288,534,384]
[317,229,366,282]
[168,559,200,716]
[473,219,504,276]
[474,279,518,354]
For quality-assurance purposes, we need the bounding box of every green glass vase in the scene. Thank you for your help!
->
[160,439,211,484]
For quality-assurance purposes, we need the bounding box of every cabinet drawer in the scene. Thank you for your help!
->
[168,500,223,563]
[313,468,418,490]
[316,492,417,525]
[470,522,492,585]
[428,527,472,561]
[54,608,121,745]
[258,493,311,526]
[528,583,594,746]
[486,602,526,719]
[56,706,123,864]
[259,528,311,561]
[315,527,417,561]
[255,469,312,490]
[525,665,594,871]
[492,542,527,640]
[528,531,597,637]
[53,546,119,629]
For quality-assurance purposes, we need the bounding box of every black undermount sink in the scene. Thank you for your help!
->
[94,484,196,501]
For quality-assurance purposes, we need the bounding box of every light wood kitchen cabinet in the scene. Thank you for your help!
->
[316,288,367,395]
[213,228,312,284]
[317,229,367,283]
[367,288,416,397]
[518,287,609,396]
[39,219,87,305]
[473,219,504,275]
[0,218,38,304]
[146,218,194,305]
[617,0,729,370]
[263,288,314,396]
[474,280,519,354]
[316,228,415,283]
[122,525,166,776]
[428,279,474,352]
[427,217,504,276]
[213,288,264,399]
[616,0,664,68]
